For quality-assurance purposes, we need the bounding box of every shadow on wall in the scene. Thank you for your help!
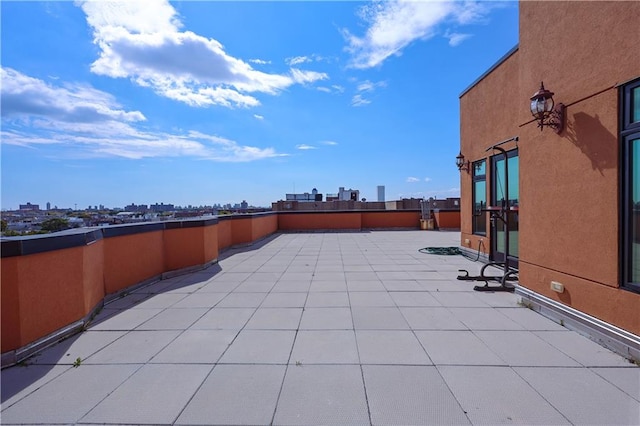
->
[564,112,617,175]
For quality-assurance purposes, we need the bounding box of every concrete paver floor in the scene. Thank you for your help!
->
[2,231,639,425]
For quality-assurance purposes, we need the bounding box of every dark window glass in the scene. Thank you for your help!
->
[631,138,639,283]
[633,87,640,123]
[472,160,486,235]
[622,77,640,292]
[493,152,519,259]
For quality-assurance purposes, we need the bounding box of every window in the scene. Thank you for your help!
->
[621,77,640,292]
[472,159,487,235]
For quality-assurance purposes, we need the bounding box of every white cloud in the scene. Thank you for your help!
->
[343,0,491,69]
[406,177,420,183]
[332,85,345,93]
[290,68,328,85]
[77,0,327,108]
[320,140,338,146]
[1,68,145,123]
[253,114,264,120]
[424,177,432,182]
[249,58,271,65]
[351,94,371,107]
[296,144,317,150]
[445,32,472,47]
[357,80,387,92]
[286,56,312,66]
[1,68,285,162]
[317,86,332,93]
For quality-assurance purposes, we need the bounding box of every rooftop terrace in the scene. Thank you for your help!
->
[2,231,639,425]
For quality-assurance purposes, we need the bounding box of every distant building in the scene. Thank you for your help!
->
[124,203,148,213]
[338,187,359,201]
[150,203,174,213]
[240,200,248,209]
[377,186,385,202]
[19,202,39,211]
[286,188,323,202]
[46,202,51,211]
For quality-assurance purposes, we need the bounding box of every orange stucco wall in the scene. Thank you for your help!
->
[279,212,363,230]
[1,257,21,352]
[251,214,278,241]
[361,211,420,228]
[433,211,461,230]
[164,227,206,272]
[217,219,233,251]
[460,1,640,334]
[103,231,164,294]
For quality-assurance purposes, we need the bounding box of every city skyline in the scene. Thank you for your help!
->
[1,1,519,209]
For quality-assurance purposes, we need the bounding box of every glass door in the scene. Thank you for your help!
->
[491,150,519,267]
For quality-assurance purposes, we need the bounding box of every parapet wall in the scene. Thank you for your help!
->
[1,210,439,364]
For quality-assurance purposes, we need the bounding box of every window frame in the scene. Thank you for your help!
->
[472,159,487,236]
[620,77,640,293]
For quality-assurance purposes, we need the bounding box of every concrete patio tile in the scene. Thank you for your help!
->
[190,307,256,329]
[591,367,640,401]
[496,307,565,330]
[534,330,634,366]
[136,307,208,330]
[305,291,350,307]
[171,291,227,308]
[80,364,211,425]
[356,330,431,365]
[84,330,180,364]
[88,308,163,331]
[279,271,314,281]
[196,280,242,292]
[291,330,360,364]
[130,293,187,309]
[346,280,386,292]
[261,292,308,307]
[272,280,312,292]
[376,271,413,280]
[218,330,296,364]
[351,307,409,330]
[343,264,374,272]
[244,308,303,330]
[248,272,283,282]
[345,271,379,281]
[381,280,423,291]
[210,272,252,282]
[417,279,472,292]
[407,271,449,280]
[216,292,267,308]
[150,330,238,364]
[349,291,396,307]
[1,364,69,408]
[415,331,505,366]
[475,331,581,366]
[299,307,353,330]
[363,365,470,425]
[176,364,286,425]
[389,291,441,307]
[474,291,520,307]
[103,292,151,310]
[431,291,490,307]
[309,280,348,292]
[400,307,468,330]
[1,364,139,424]
[232,280,277,292]
[515,367,640,425]
[27,331,126,365]
[438,366,570,425]
[273,365,370,425]
[448,307,524,330]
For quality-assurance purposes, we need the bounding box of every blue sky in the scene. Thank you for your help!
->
[1,1,518,209]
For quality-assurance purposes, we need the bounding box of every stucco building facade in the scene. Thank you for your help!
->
[459,1,640,344]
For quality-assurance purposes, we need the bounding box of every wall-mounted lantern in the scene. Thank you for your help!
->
[530,81,565,133]
[456,152,470,172]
